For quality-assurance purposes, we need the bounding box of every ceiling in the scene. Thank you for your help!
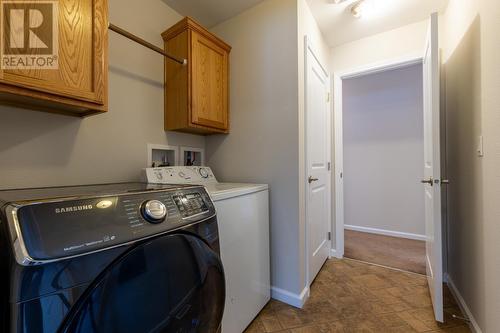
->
[307,0,449,47]
[162,0,266,27]
[162,0,449,47]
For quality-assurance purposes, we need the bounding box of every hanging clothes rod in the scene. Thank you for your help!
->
[108,23,187,65]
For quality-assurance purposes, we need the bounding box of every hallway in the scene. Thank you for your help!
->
[245,259,470,332]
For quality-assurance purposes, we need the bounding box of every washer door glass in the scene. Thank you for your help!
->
[58,233,225,333]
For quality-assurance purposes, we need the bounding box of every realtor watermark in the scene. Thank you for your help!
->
[1,0,58,70]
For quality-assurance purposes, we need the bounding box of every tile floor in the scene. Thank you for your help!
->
[244,259,470,333]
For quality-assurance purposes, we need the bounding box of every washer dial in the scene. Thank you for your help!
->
[141,200,167,223]
[199,168,209,178]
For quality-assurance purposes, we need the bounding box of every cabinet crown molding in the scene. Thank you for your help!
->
[162,17,231,52]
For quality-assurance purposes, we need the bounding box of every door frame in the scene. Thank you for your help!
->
[332,54,424,258]
[304,36,332,286]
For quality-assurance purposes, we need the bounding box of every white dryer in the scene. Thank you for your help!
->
[143,166,270,333]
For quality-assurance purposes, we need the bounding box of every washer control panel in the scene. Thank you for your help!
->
[143,166,217,185]
[173,192,209,218]
[9,185,215,264]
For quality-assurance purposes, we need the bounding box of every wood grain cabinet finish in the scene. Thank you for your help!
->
[162,17,231,134]
[0,0,108,116]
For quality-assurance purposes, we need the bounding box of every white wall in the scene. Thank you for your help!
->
[298,0,331,68]
[480,0,500,329]
[330,20,428,74]
[206,0,303,298]
[342,64,425,238]
[0,0,205,189]
[441,0,500,331]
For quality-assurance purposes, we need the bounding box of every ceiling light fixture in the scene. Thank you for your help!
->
[351,0,367,18]
[330,0,348,4]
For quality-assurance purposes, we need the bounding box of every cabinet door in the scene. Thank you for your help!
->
[0,0,107,106]
[191,31,228,131]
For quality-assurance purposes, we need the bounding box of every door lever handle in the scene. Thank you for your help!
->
[308,176,319,184]
[421,177,433,186]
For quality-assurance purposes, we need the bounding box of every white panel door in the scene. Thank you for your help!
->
[422,13,443,323]
[305,38,331,284]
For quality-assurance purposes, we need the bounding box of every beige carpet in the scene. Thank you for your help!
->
[344,229,426,274]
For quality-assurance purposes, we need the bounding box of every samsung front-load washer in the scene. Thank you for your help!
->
[0,183,225,333]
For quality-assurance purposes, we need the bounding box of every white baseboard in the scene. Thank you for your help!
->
[445,273,482,333]
[344,224,426,241]
[330,248,343,259]
[271,285,310,308]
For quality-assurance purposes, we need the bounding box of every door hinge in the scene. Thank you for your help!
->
[328,231,331,241]
[328,162,331,171]
[326,92,330,103]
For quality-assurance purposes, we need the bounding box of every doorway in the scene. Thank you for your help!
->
[332,21,446,320]
[342,63,426,274]
[305,14,444,323]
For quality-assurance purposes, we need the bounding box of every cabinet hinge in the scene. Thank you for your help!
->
[328,232,331,241]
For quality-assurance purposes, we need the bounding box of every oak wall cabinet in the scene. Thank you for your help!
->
[162,17,231,135]
[0,0,108,116]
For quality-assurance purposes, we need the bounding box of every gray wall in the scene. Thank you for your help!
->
[343,64,425,237]
[442,0,500,330]
[207,0,331,299]
[444,14,485,329]
[206,0,302,295]
[0,0,205,190]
